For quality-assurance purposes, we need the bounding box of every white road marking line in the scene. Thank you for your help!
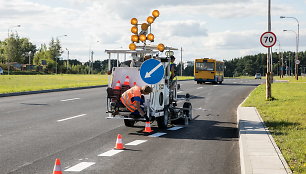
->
[126,140,147,146]
[167,126,183,131]
[98,149,124,157]
[148,132,167,137]
[60,98,80,102]
[213,85,219,86]
[64,162,95,172]
[177,91,183,94]
[57,114,87,122]
[233,82,237,83]
[196,87,203,89]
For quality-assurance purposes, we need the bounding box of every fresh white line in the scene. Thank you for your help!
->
[57,114,87,122]
[148,132,167,137]
[126,140,147,146]
[98,149,124,157]
[167,127,183,131]
[64,162,95,172]
[60,98,80,102]
[196,87,203,89]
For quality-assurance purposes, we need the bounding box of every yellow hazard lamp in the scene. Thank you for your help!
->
[131,18,138,25]
[131,26,138,34]
[147,16,154,24]
[157,43,165,52]
[129,43,136,50]
[141,23,149,31]
[131,35,139,42]
[147,33,154,41]
[139,34,146,42]
[152,10,160,18]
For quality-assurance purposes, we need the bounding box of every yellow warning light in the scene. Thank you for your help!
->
[147,16,154,24]
[157,43,165,52]
[129,43,136,50]
[147,33,154,41]
[131,18,138,25]
[141,23,149,31]
[152,10,160,18]
[131,35,139,42]
[139,34,146,42]
[131,26,138,34]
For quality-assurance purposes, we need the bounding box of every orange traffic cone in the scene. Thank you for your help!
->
[53,158,62,174]
[114,80,121,90]
[123,76,130,86]
[143,122,153,133]
[114,134,125,150]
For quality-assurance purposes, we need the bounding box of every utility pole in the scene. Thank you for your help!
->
[266,0,272,100]
[180,47,183,76]
[91,51,94,74]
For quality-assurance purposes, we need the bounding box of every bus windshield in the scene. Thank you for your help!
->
[195,62,214,71]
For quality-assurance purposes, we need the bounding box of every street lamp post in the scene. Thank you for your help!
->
[55,35,67,74]
[280,16,299,80]
[283,29,298,79]
[7,25,21,75]
[66,48,69,73]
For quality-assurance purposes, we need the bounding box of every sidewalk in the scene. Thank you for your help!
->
[238,107,292,174]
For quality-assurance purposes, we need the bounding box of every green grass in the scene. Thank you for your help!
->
[0,75,194,94]
[0,75,109,94]
[243,83,306,173]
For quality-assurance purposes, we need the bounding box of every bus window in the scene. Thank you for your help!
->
[195,62,214,71]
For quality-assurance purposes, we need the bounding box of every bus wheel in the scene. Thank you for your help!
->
[218,81,223,84]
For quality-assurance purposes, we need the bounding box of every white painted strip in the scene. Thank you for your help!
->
[177,91,183,94]
[126,140,147,146]
[57,114,87,122]
[196,87,203,89]
[98,149,124,157]
[148,132,167,137]
[233,82,237,83]
[167,126,183,131]
[64,162,95,172]
[213,85,219,86]
[60,98,80,102]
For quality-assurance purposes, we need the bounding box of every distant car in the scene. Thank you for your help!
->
[255,73,261,79]
[0,67,3,75]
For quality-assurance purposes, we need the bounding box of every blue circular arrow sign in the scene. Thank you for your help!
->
[140,59,164,84]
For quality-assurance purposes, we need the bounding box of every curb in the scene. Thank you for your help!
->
[0,85,107,98]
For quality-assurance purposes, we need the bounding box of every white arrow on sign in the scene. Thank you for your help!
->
[145,63,163,78]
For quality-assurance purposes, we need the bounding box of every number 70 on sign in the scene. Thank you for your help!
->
[260,32,277,48]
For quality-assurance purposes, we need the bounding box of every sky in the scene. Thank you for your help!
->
[0,0,305,63]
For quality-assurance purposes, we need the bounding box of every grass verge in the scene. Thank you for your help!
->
[0,75,108,94]
[243,82,306,173]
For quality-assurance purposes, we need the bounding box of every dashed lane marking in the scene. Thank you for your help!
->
[57,114,87,122]
[148,132,167,137]
[64,162,95,172]
[126,140,147,146]
[98,149,124,157]
[60,98,80,102]
[196,87,203,89]
[167,127,183,131]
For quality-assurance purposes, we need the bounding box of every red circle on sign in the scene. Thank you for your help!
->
[260,32,277,48]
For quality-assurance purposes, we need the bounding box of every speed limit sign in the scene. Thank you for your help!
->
[260,32,277,48]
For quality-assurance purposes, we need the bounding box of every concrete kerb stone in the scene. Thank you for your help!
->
[237,93,292,174]
[0,85,107,98]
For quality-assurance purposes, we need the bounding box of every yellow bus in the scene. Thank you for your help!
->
[194,58,224,84]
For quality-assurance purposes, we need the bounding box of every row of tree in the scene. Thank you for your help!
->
[223,51,306,77]
[1,33,305,76]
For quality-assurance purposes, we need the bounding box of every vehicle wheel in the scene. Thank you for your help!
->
[157,108,169,129]
[197,81,200,84]
[124,119,135,127]
[183,102,192,121]
[218,81,223,84]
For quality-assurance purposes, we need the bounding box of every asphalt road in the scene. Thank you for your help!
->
[0,79,263,174]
